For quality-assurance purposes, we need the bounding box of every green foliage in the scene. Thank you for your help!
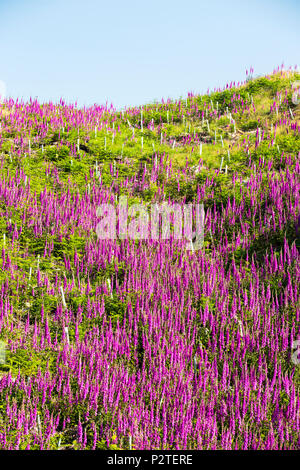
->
[104,296,127,321]
[5,347,57,376]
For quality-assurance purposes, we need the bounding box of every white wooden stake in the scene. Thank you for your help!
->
[193,355,197,374]
[37,414,42,435]
[60,286,67,309]
[238,319,244,338]
[107,278,113,299]
[64,326,70,344]
[219,157,224,172]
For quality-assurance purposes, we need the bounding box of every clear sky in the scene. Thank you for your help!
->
[0,0,299,110]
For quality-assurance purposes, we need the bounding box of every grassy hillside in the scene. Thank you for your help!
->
[0,68,299,450]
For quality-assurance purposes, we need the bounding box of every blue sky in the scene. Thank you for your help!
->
[0,0,299,109]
